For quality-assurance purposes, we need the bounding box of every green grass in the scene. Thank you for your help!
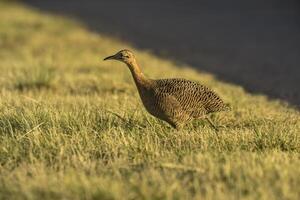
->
[0,1,299,200]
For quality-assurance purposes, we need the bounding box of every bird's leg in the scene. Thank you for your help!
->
[205,117,219,132]
[168,121,182,130]
[175,123,183,131]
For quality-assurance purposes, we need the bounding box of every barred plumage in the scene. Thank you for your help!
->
[104,49,230,129]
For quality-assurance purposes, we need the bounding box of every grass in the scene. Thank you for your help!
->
[14,65,56,91]
[0,1,299,200]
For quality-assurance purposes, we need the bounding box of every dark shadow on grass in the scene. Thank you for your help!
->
[24,0,300,108]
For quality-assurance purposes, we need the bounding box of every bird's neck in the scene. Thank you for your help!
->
[126,61,150,90]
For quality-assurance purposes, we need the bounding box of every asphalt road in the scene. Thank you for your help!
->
[25,0,300,107]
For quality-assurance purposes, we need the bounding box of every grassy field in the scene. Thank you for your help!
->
[0,1,299,200]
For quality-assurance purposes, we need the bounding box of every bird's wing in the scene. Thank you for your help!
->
[154,78,225,114]
[153,91,183,120]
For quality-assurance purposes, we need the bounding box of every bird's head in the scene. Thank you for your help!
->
[103,49,136,65]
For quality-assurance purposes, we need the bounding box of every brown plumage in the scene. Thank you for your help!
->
[104,49,230,130]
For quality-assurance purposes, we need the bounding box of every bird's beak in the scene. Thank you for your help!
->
[103,54,117,61]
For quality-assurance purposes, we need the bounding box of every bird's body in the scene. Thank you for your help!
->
[104,49,230,129]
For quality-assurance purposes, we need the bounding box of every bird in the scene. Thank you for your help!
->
[103,49,230,130]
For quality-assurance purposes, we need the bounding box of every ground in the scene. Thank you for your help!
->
[0,2,299,200]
